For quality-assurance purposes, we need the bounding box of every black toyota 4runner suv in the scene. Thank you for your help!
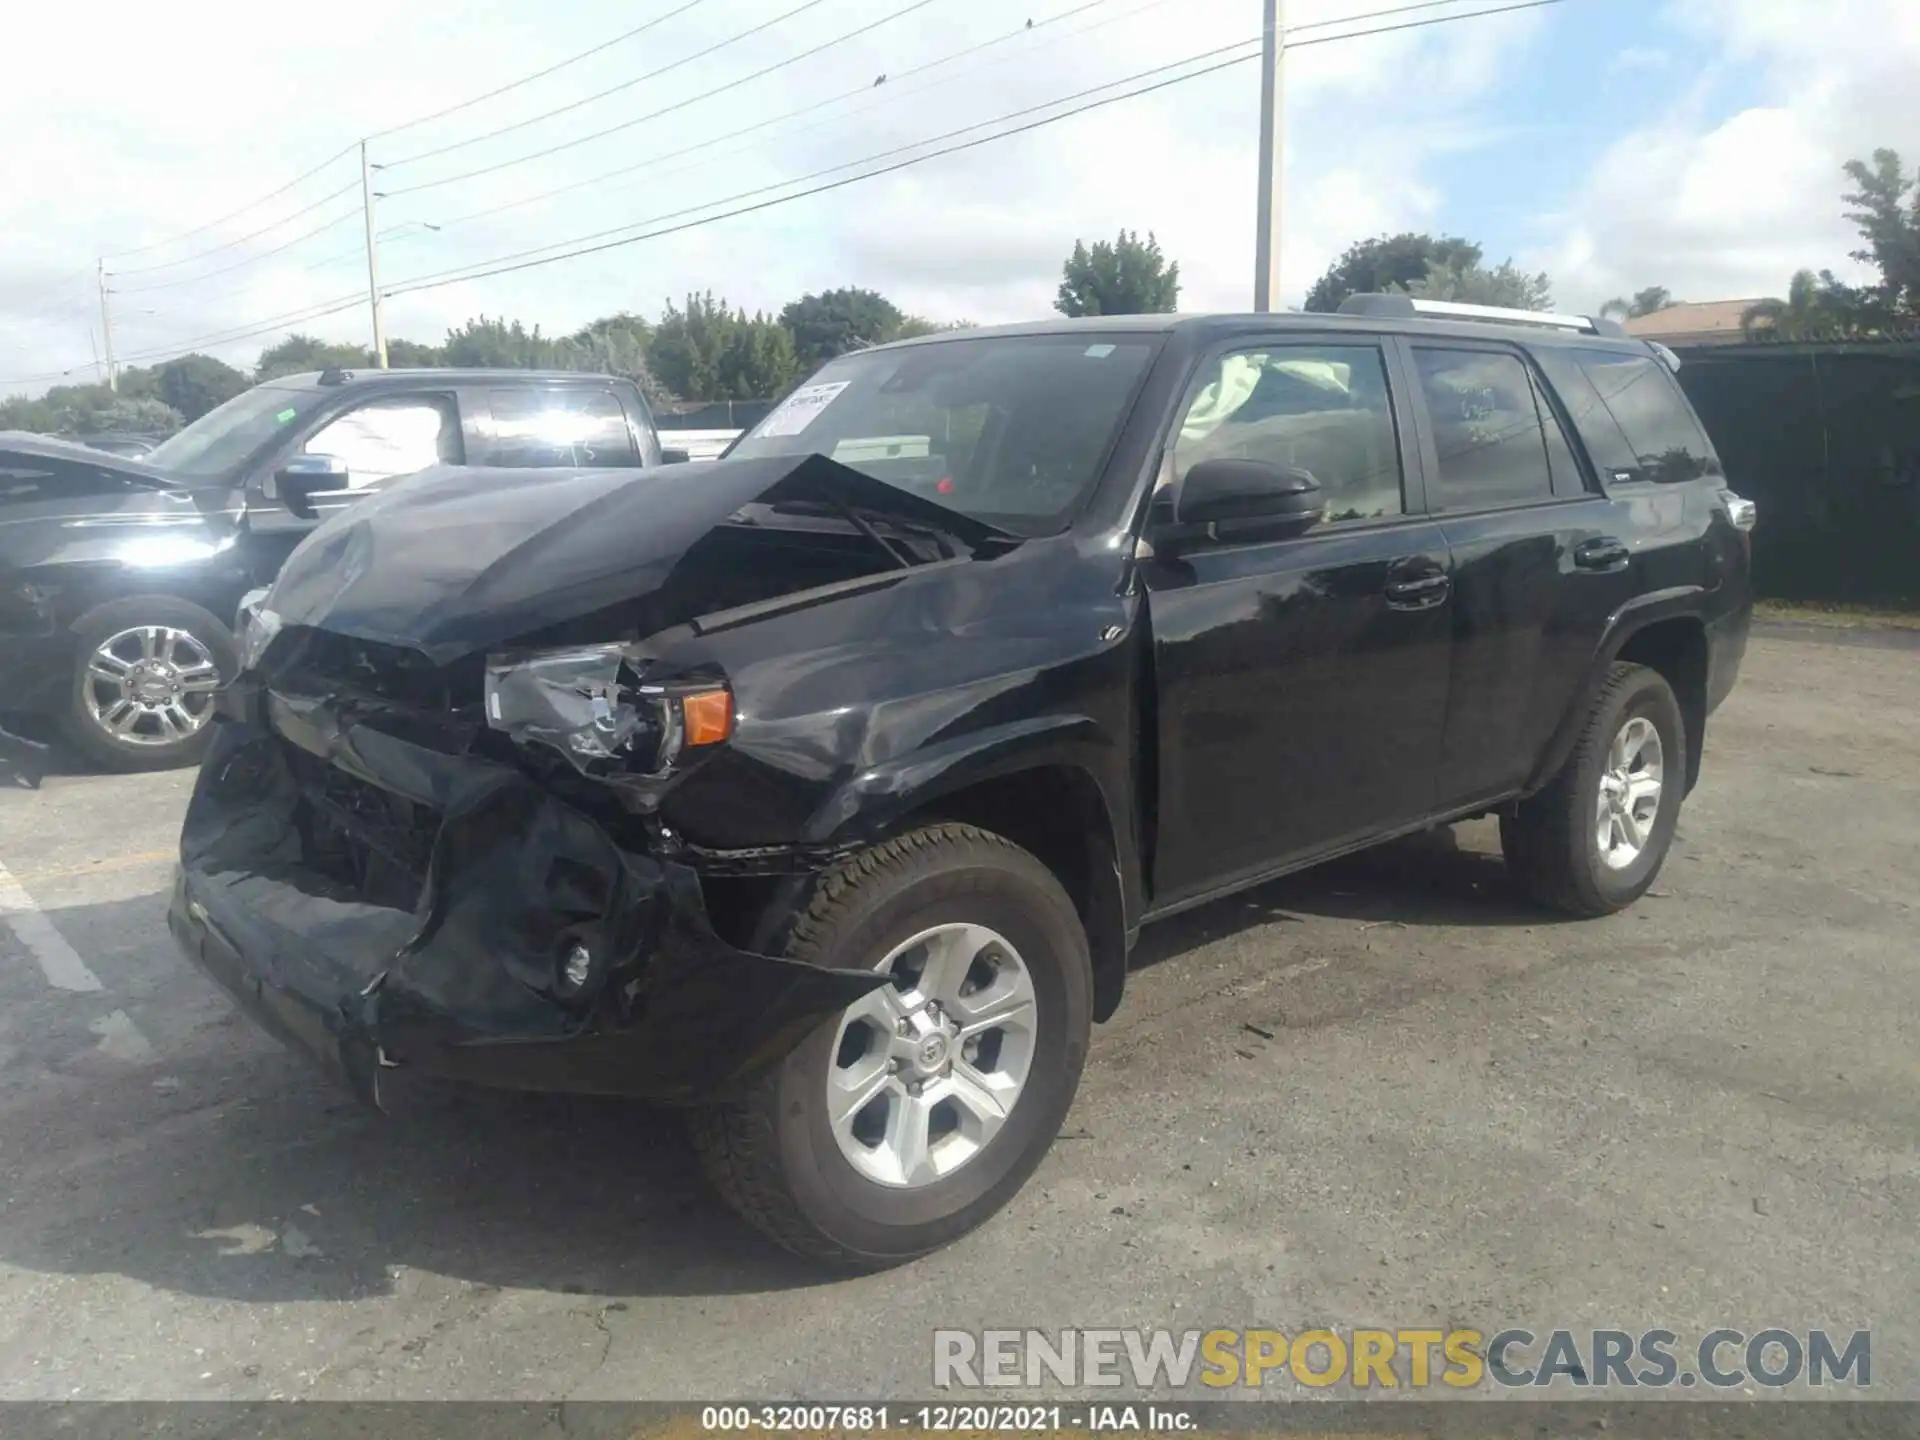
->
[0,368,671,773]
[170,299,1752,1268]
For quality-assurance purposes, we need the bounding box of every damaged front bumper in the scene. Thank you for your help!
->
[169,695,884,1109]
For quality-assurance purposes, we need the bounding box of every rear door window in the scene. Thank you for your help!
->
[1411,348,1557,510]
[486,388,639,468]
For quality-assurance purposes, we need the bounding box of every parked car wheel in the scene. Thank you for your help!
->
[59,596,234,773]
[691,823,1093,1269]
[1502,661,1686,917]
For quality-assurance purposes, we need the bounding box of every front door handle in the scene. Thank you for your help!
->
[1384,571,1451,610]
[1574,537,1631,572]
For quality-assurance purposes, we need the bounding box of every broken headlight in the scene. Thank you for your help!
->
[483,643,732,776]
[236,588,283,673]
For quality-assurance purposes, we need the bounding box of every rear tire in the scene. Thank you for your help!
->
[691,824,1092,1270]
[59,596,234,773]
[1502,661,1685,917]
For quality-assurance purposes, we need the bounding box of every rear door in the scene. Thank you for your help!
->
[1142,335,1454,905]
[1404,341,1638,811]
[476,385,646,470]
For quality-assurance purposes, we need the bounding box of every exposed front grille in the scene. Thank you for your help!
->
[282,742,439,905]
[279,628,485,715]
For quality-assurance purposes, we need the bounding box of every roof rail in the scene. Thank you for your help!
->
[1337,293,1629,338]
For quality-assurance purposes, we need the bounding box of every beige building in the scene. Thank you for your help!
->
[1620,300,1764,347]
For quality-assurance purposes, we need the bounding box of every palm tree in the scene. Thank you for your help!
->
[1600,286,1675,321]
[1741,269,1870,340]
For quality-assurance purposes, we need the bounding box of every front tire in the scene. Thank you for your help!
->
[59,596,234,773]
[1502,661,1685,917]
[691,824,1092,1270]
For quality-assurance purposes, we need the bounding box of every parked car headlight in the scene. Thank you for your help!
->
[483,643,732,776]
[236,588,283,673]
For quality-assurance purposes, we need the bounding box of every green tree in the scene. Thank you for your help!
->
[256,334,373,381]
[1600,286,1676,321]
[385,338,445,367]
[0,382,181,436]
[650,293,801,399]
[1841,147,1920,317]
[1304,232,1483,312]
[149,354,250,422]
[779,288,906,369]
[1741,268,1877,340]
[1055,230,1180,317]
[440,315,570,369]
[1402,258,1554,310]
[553,313,672,403]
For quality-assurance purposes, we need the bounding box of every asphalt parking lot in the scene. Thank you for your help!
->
[0,627,1914,1402]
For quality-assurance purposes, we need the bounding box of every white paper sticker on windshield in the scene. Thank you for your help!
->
[756,381,850,437]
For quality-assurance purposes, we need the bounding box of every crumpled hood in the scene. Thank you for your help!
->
[265,451,1005,664]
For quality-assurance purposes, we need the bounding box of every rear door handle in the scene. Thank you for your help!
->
[1384,572,1451,610]
[1574,537,1630,572]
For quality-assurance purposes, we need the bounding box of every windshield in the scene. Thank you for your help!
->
[147,383,321,480]
[726,333,1161,536]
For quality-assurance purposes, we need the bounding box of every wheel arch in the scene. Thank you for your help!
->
[1528,589,1710,797]
[806,720,1135,1023]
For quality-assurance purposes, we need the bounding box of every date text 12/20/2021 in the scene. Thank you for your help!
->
[700,1405,1197,1431]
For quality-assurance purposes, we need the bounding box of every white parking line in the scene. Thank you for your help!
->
[0,858,104,992]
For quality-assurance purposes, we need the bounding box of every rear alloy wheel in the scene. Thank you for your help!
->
[692,824,1091,1269]
[1502,661,1686,917]
[61,597,234,772]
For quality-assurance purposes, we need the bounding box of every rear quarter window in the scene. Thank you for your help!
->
[1537,349,1720,485]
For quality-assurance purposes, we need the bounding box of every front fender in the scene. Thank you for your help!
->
[804,714,1137,1023]
[803,713,1121,845]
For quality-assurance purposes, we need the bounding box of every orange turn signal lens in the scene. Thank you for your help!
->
[680,689,734,747]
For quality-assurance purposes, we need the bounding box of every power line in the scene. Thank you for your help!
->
[107,180,360,277]
[103,144,359,261]
[109,292,369,367]
[382,0,943,198]
[1289,0,1503,36]
[386,39,1266,297]
[367,0,712,141]
[420,0,1121,232]
[109,202,364,294]
[387,0,1567,298]
[1288,0,1565,48]
[382,0,835,170]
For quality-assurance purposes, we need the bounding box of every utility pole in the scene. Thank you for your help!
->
[360,140,389,368]
[1253,0,1286,312]
[96,259,118,392]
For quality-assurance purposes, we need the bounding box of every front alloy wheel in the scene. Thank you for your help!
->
[61,596,236,773]
[693,824,1092,1269]
[828,923,1039,1189]
[82,624,222,750]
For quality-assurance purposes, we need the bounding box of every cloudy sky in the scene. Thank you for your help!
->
[2,0,1912,396]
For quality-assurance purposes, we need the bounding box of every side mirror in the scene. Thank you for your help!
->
[659,447,691,465]
[272,453,350,519]
[1153,459,1323,551]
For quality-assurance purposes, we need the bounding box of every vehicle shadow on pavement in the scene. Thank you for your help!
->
[0,895,832,1305]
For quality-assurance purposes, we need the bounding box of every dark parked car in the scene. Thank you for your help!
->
[170,300,1753,1268]
[0,368,670,771]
